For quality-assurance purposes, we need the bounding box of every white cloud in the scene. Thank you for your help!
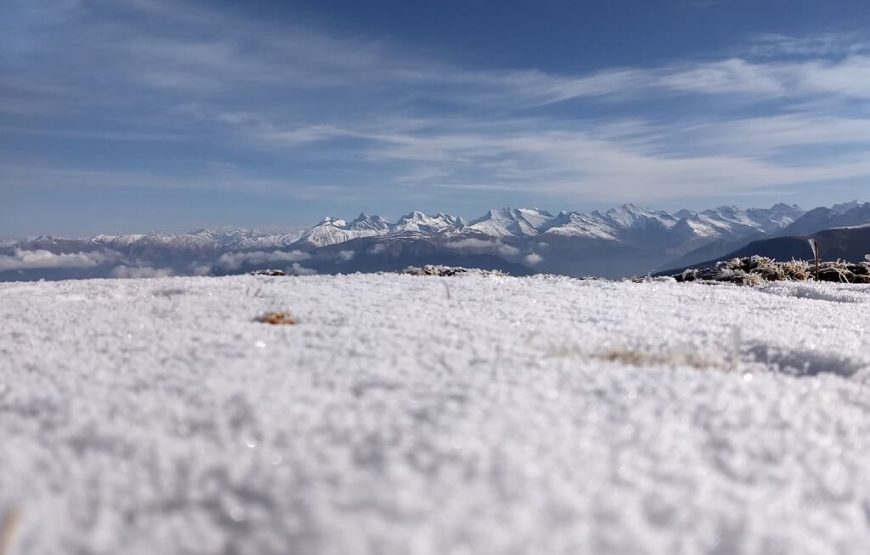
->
[444,239,520,258]
[656,58,787,96]
[188,263,213,276]
[353,111,870,202]
[444,238,497,250]
[288,263,317,276]
[525,253,543,266]
[743,33,870,59]
[216,250,310,270]
[795,56,870,99]
[110,265,174,279]
[686,115,870,152]
[337,250,355,262]
[0,249,118,271]
[499,244,521,257]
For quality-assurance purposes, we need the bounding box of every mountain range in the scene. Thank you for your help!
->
[2,202,868,281]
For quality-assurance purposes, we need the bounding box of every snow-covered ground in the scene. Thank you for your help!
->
[1,274,869,555]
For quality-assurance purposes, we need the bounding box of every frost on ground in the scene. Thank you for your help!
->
[1,274,869,555]
[673,256,870,285]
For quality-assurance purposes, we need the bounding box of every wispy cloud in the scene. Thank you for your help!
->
[2,0,870,216]
[742,32,870,59]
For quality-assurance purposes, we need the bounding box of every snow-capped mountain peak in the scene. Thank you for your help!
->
[603,204,678,230]
[539,211,618,239]
[300,216,386,247]
[467,207,554,237]
[347,213,392,231]
[831,200,861,215]
[394,211,464,233]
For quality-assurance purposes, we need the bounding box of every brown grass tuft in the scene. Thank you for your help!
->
[255,312,298,325]
[0,508,22,555]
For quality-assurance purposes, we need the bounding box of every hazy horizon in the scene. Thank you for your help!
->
[2,197,865,239]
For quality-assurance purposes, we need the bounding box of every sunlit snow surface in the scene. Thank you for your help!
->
[1,274,870,555]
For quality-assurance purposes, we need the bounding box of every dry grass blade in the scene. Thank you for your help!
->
[0,508,22,555]
[808,238,821,279]
[255,311,297,325]
[595,348,724,371]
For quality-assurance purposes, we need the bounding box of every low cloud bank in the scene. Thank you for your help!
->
[288,263,317,276]
[188,263,213,276]
[0,249,118,272]
[217,250,310,270]
[110,265,175,279]
[445,239,520,257]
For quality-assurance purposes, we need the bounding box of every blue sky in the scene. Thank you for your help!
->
[2,0,870,236]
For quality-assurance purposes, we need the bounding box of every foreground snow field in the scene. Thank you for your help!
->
[1,274,870,555]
